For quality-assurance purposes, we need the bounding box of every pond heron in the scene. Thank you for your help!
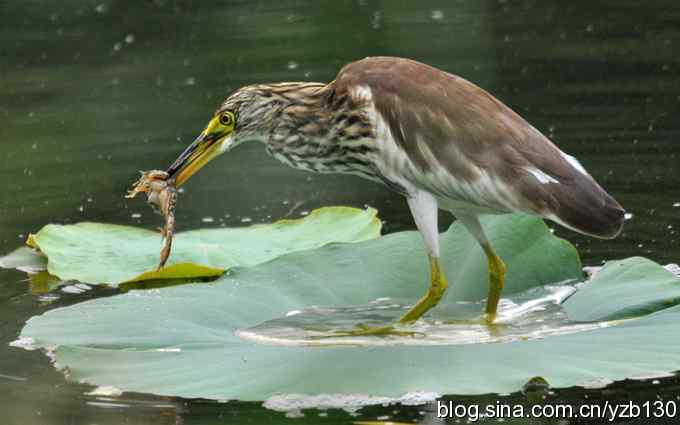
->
[167,57,624,333]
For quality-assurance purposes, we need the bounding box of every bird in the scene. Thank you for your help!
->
[166,56,625,334]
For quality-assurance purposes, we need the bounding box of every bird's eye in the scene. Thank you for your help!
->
[219,112,234,126]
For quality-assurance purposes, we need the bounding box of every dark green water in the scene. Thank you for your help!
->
[1,1,679,424]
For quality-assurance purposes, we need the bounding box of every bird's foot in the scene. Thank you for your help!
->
[485,312,497,325]
[327,323,421,338]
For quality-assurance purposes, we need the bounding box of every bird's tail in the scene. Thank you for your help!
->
[548,176,625,239]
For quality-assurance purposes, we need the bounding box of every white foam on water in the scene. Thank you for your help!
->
[494,285,576,322]
[155,347,181,352]
[580,377,615,389]
[62,285,86,294]
[9,336,37,351]
[629,371,675,381]
[263,390,439,413]
[86,401,131,409]
[86,385,123,397]
[665,263,680,278]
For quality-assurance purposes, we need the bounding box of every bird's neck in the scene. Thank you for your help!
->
[260,82,332,148]
[254,82,377,176]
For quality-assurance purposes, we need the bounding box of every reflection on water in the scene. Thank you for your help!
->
[237,284,618,347]
[2,0,680,424]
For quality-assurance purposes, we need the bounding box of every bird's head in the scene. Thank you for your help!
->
[166,85,279,186]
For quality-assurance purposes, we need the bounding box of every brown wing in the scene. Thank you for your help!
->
[333,57,624,238]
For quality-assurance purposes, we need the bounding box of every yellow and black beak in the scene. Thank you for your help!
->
[167,117,231,187]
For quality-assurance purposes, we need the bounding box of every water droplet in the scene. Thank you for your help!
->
[372,11,382,29]
[131,213,142,219]
[124,34,135,44]
[286,61,298,70]
[431,10,444,21]
[113,42,122,52]
[286,14,302,23]
[285,410,304,419]
[95,4,107,14]
[62,285,85,294]
[624,212,633,220]
[202,217,214,223]
[86,385,122,396]
[183,77,196,86]
[300,210,309,216]
[673,202,680,207]
[78,205,84,212]
[586,24,594,32]
[241,217,252,223]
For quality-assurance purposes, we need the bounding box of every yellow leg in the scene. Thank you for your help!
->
[482,243,506,323]
[327,254,447,338]
[398,255,448,324]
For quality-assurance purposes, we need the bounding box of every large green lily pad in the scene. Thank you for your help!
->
[23,214,666,402]
[564,256,680,321]
[6,206,380,285]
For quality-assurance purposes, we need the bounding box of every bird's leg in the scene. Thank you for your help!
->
[454,214,507,323]
[482,242,506,323]
[328,191,441,338]
[398,254,448,324]
[396,190,444,324]
[329,255,447,337]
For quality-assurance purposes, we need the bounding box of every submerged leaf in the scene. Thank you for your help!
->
[13,206,381,286]
[20,214,666,403]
